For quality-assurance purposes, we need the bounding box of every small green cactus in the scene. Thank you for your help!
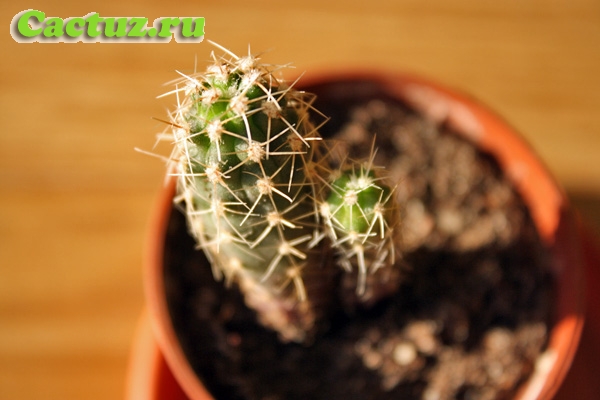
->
[321,158,397,297]
[161,43,399,342]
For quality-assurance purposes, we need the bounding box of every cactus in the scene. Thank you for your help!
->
[161,43,399,342]
[320,156,398,298]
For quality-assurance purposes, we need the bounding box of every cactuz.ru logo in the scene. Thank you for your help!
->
[10,10,205,43]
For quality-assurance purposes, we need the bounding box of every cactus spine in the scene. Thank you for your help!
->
[162,44,398,342]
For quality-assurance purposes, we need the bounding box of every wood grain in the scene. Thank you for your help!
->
[1,1,599,399]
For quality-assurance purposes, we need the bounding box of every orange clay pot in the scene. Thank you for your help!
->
[127,72,595,400]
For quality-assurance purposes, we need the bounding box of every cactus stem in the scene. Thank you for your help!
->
[154,44,401,341]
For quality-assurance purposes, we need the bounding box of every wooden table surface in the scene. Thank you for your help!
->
[1,1,599,399]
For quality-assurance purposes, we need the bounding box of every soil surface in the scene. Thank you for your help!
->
[163,80,554,400]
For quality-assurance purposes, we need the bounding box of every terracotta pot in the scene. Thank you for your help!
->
[129,72,590,400]
[125,310,188,400]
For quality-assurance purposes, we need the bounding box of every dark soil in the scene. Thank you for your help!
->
[163,79,554,400]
